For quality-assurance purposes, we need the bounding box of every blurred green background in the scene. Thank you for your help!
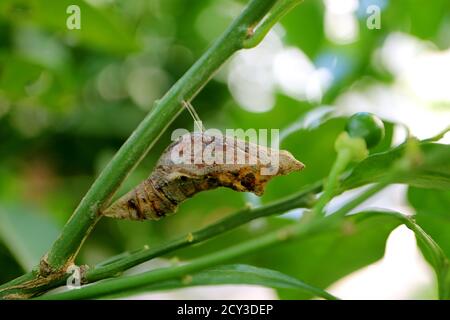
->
[0,0,449,299]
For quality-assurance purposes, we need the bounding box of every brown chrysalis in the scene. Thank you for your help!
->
[103,132,304,221]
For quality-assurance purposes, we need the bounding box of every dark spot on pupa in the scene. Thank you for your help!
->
[127,198,138,210]
[241,172,256,190]
[146,198,165,219]
[229,184,239,191]
[128,198,145,220]
[155,209,166,218]
[207,177,218,186]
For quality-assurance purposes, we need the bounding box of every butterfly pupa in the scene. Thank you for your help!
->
[103,132,304,221]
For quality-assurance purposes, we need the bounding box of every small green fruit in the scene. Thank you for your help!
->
[345,112,385,148]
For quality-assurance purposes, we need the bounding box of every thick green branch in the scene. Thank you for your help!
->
[38,215,332,300]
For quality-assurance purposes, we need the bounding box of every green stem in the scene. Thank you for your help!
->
[423,126,450,142]
[41,0,291,274]
[38,217,332,300]
[313,149,352,217]
[0,272,38,295]
[330,181,390,218]
[85,183,319,283]
[0,181,319,298]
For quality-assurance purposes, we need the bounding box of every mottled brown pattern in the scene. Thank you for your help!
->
[103,133,304,221]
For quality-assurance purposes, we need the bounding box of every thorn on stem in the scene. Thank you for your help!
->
[246,25,255,39]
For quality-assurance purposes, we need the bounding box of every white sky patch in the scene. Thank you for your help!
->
[324,0,359,15]
[127,285,277,300]
[323,0,359,44]
[335,83,450,142]
[335,32,450,142]
[378,32,432,75]
[227,30,282,112]
[378,32,450,103]
[273,48,333,103]
[273,48,315,97]
[441,131,450,144]
[325,184,412,217]
[402,50,450,103]
[329,225,435,300]
[226,25,335,113]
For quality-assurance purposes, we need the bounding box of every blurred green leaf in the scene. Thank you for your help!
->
[0,0,138,54]
[175,211,402,299]
[342,142,450,191]
[280,0,324,58]
[0,205,60,270]
[0,56,43,100]
[105,264,338,300]
[0,242,23,283]
[385,0,450,41]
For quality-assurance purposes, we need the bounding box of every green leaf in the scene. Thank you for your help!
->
[0,205,60,270]
[104,264,338,300]
[342,142,450,191]
[175,211,402,299]
[407,187,450,299]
